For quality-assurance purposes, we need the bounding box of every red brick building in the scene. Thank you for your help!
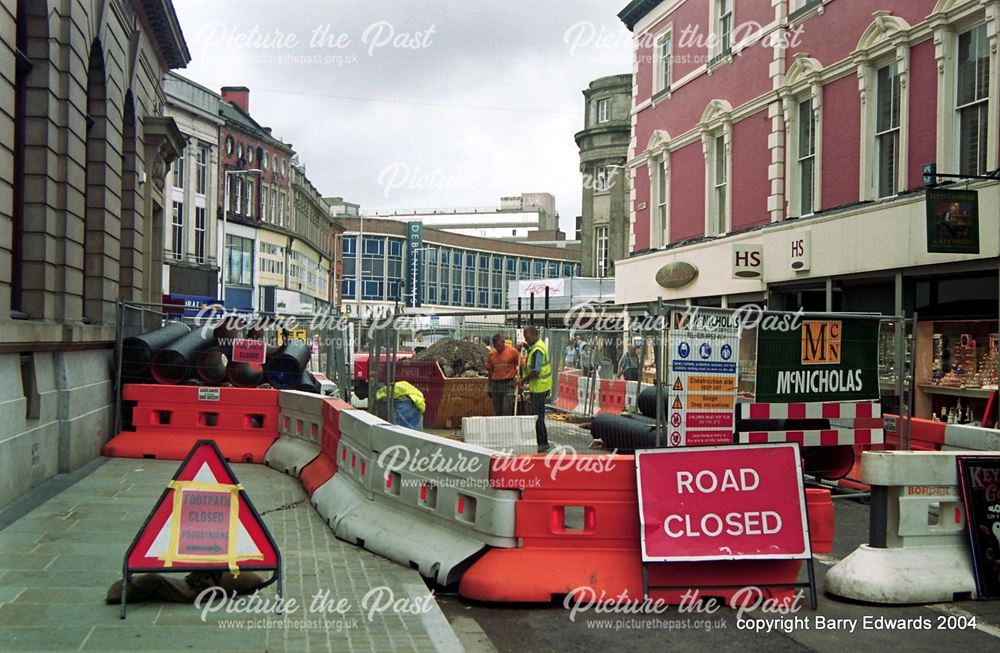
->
[616,0,998,310]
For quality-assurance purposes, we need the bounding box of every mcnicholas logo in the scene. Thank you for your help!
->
[801,320,842,365]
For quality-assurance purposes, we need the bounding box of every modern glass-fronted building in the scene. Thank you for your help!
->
[338,218,580,314]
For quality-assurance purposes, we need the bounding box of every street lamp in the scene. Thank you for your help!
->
[220,167,263,304]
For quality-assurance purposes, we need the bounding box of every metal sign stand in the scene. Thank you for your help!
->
[641,557,817,609]
[120,442,283,619]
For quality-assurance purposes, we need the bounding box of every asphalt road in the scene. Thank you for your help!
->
[438,496,1000,653]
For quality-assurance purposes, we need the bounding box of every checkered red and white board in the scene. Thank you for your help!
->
[738,428,884,446]
[737,401,881,420]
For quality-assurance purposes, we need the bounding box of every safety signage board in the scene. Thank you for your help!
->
[668,309,740,447]
[635,443,811,561]
[125,440,280,573]
[232,338,267,364]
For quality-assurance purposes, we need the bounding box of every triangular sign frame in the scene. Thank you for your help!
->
[124,439,281,573]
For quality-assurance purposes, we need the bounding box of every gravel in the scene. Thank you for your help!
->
[411,338,491,377]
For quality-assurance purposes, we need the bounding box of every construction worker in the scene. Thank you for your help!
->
[522,325,552,452]
[486,333,519,416]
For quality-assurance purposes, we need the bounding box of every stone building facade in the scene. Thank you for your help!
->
[576,74,633,278]
[0,0,189,508]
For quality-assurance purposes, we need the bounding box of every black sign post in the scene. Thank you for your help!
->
[958,455,1000,599]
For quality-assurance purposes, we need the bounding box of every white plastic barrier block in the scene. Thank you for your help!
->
[368,424,518,546]
[278,390,325,446]
[826,545,976,604]
[339,409,384,450]
[264,437,320,478]
[944,423,1000,451]
[311,473,368,532]
[333,496,486,586]
[826,449,1000,604]
[461,416,536,448]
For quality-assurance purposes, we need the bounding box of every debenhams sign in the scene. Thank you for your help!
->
[755,318,879,403]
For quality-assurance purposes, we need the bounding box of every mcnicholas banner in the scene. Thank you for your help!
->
[755,317,880,403]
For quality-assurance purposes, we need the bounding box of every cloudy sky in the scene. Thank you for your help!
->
[172,0,633,233]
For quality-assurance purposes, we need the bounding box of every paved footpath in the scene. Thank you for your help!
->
[0,458,463,653]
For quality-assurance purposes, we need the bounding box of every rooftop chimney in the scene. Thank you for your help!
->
[221,86,250,113]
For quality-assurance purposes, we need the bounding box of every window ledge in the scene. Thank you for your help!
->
[788,0,824,25]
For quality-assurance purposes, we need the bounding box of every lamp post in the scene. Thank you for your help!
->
[220,167,263,305]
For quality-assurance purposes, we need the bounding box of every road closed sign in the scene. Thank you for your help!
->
[635,443,811,562]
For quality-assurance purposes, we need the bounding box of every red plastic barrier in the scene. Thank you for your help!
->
[597,379,625,415]
[459,453,802,604]
[805,488,834,554]
[885,414,945,451]
[299,398,352,496]
[103,384,279,462]
[553,371,580,412]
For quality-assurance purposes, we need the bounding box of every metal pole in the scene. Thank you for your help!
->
[655,300,664,447]
[112,298,125,437]
[905,313,918,450]
[893,314,905,442]
[221,172,229,302]
[544,286,550,330]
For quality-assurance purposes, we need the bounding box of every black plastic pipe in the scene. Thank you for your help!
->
[265,340,312,389]
[295,370,321,394]
[226,344,278,388]
[121,322,191,381]
[195,347,229,385]
[150,324,217,384]
[591,413,660,453]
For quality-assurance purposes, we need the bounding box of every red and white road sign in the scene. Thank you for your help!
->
[125,440,279,572]
[635,443,811,562]
[232,338,267,364]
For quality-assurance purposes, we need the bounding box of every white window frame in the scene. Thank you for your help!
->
[195,145,208,195]
[234,177,243,215]
[854,12,910,201]
[171,200,183,260]
[172,155,185,190]
[278,192,285,226]
[956,23,992,177]
[597,98,610,123]
[699,99,733,236]
[709,0,734,62]
[874,60,902,199]
[654,28,673,95]
[245,179,254,218]
[796,97,818,215]
[595,165,610,192]
[194,206,206,264]
[934,4,999,180]
[262,186,269,222]
[595,225,609,278]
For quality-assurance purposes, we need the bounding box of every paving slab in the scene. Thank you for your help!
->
[0,457,461,653]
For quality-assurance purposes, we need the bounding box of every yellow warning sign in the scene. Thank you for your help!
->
[689,375,737,393]
[687,394,736,411]
[673,378,684,391]
[672,396,683,410]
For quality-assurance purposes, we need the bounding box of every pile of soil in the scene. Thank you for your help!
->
[411,338,489,377]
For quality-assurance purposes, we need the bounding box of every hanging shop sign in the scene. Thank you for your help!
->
[926,189,979,254]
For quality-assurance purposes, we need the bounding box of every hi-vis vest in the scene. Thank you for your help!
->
[525,338,552,394]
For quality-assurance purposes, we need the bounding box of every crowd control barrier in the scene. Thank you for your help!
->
[299,398,351,496]
[104,384,279,462]
[459,453,803,603]
[264,390,324,478]
[826,449,1000,603]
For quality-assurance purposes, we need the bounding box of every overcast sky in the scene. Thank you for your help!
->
[172,0,633,233]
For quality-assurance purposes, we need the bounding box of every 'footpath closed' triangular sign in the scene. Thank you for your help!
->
[125,440,280,573]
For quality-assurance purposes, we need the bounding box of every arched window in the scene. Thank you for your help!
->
[84,39,110,323]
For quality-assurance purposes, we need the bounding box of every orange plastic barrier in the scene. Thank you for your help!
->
[553,372,580,412]
[102,384,279,462]
[459,453,802,604]
[299,398,351,496]
[805,488,834,554]
[597,379,625,415]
